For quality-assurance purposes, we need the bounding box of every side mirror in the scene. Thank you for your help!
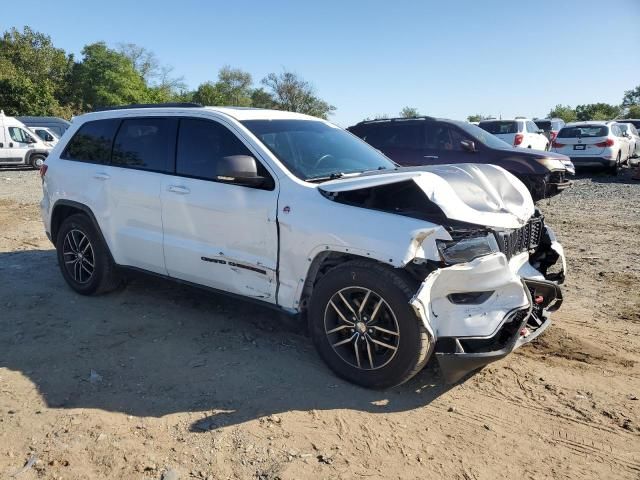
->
[216,155,265,187]
[460,139,476,152]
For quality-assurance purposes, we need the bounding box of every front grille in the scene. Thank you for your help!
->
[549,171,565,184]
[495,216,544,259]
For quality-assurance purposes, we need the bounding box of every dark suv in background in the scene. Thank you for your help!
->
[534,118,566,144]
[348,117,574,201]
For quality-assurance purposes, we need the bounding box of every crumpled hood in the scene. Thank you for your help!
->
[319,163,534,229]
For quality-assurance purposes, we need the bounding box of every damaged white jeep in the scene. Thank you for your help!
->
[40,104,566,388]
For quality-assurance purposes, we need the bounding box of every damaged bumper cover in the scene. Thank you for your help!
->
[410,229,565,384]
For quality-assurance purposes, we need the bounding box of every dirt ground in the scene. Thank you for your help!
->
[1,167,639,480]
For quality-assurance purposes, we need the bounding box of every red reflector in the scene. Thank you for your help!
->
[39,164,48,178]
[552,141,565,148]
[514,133,524,146]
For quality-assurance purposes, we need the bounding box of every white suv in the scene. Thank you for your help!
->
[40,104,566,388]
[478,118,549,150]
[551,121,629,174]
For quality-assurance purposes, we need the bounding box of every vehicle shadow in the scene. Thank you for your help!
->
[0,249,453,431]
[0,166,37,172]
[574,165,640,185]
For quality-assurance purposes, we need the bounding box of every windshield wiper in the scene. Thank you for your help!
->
[305,172,347,183]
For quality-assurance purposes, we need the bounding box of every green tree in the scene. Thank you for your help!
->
[575,103,620,121]
[622,85,640,107]
[250,88,277,109]
[192,81,222,105]
[261,70,335,118]
[400,106,420,118]
[467,114,490,122]
[547,104,577,123]
[71,42,151,109]
[215,66,253,106]
[0,26,73,116]
[624,105,640,119]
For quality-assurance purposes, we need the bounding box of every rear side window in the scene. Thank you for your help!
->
[112,118,174,172]
[557,125,609,138]
[61,119,120,163]
[478,121,519,134]
[356,123,424,149]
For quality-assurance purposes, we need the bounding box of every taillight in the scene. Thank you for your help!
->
[595,138,614,147]
[514,134,524,146]
[552,141,565,148]
[39,164,48,179]
[550,131,558,141]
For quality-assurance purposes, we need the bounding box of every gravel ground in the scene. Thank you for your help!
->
[0,166,639,480]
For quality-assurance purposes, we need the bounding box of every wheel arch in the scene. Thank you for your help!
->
[50,200,115,263]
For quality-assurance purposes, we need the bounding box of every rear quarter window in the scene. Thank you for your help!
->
[61,119,120,163]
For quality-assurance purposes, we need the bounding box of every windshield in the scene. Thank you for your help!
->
[478,121,519,135]
[557,125,608,138]
[454,121,514,150]
[242,120,396,181]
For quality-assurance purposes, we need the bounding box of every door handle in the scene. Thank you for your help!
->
[93,173,111,180]
[423,155,439,159]
[9,142,13,148]
[168,185,190,194]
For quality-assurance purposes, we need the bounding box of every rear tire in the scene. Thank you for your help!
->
[308,260,431,389]
[608,152,621,175]
[30,154,45,169]
[56,214,121,295]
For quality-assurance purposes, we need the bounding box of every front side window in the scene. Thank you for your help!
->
[455,121,513,150]
[9,127,35,144]
[242,120,395,181]
[176,118,267,181]
[36,129,54,141]
[112,118,173,172]
[61,119,120,163]
[425,124,464,151]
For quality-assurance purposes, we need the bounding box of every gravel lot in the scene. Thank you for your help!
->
[1,167,639,479]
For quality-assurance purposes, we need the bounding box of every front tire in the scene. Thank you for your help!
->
[56,214,121,295]
[30,154,45,169]
[308,260,431,389]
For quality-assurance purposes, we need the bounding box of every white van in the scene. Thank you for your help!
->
[0,111,52,168]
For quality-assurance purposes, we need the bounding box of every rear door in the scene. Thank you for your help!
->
[356,122,426,166]
[100,116,176,274]
[161,117,279,301]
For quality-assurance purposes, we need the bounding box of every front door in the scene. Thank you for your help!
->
[161,117,279,302]
[6,126,35,163]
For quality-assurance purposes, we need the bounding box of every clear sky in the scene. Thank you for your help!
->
[2,0,639,126]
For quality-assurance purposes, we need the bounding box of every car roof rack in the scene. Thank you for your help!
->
[93,102,203,112]
[356,116,437,125]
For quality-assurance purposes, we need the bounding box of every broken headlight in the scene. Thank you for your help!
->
[436,233,499,264]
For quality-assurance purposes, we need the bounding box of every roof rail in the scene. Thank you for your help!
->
[93,102,203,112]
[357,115,436,125]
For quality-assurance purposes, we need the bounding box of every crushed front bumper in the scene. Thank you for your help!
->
[410,227,565,384]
